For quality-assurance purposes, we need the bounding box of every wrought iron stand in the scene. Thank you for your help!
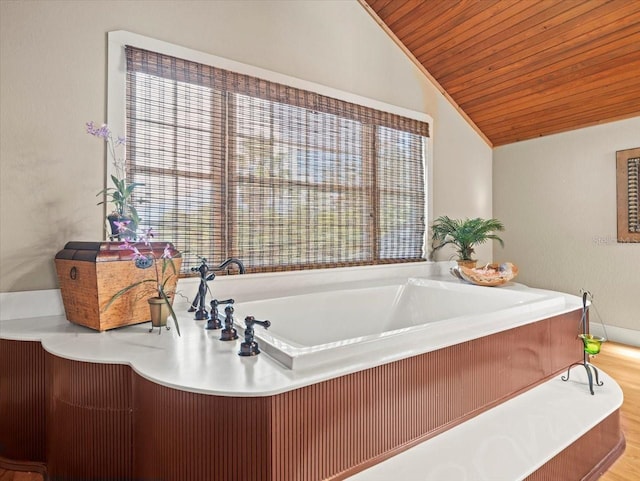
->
[561,291,605,395]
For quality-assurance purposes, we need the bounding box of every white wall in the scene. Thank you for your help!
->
[494,117,640,336]
[0,0,492,292]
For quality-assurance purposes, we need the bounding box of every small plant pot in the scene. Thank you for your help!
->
[107,214,137,240]
[579,333,606,355]
[456,259,477,269]
[148,297,171,329]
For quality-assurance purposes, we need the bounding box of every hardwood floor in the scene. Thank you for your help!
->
[1,342,638,481]
[0,470,43,481]
[592,342,640,481]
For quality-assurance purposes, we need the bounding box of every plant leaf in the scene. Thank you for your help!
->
[430,216,505,260]
[160,288,181,336]
[128,205,141,225]
[102,279,155,312]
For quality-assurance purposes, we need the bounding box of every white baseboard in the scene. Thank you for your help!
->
[590,323,640,348]
[0,289,65,321]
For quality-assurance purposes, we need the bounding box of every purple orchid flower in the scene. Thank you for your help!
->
[86,121,110,139]
[85,121,97,135]
[113,219,131,233]
[130,245,145,261]
[140,228,155,246]
[162,243,173,259]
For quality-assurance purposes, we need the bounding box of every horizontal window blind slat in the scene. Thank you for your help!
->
[126,47,429,138]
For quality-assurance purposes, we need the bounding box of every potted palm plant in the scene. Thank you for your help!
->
[430,216,505,267]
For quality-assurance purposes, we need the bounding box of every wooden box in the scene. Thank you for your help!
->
[55,241,182,331]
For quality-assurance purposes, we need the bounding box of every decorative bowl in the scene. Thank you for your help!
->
[455,262,518,287]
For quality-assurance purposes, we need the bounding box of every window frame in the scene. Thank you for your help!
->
[107,31,433,270]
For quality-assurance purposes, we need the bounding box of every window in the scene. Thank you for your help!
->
[125,46,429,274]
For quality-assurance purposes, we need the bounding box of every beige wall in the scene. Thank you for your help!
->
[6,0,634,337]
[494,117,640,334]
[0,0,493,292]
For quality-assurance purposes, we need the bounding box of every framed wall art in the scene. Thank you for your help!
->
[616,147,640,243]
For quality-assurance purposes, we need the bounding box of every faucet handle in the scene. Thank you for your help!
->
[244,315,271,330]
[219,304,238,341]
[206,299,235,330]
[239,316,271,356]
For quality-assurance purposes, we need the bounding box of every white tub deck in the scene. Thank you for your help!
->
[1,284,581,394]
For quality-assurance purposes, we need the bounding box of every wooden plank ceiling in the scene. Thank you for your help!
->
[361,0,640,146]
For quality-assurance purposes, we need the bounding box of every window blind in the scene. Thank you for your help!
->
[125,46,428,274]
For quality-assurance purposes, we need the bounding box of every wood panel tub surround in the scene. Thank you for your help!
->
[128,312,587,480]
[0,340,47,473]
[45,354,133,480]
[3,309,622,481]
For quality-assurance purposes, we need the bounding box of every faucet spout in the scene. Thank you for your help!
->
[214,257,246,275]
[188,257,245,316]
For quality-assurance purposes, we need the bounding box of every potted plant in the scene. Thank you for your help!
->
[87,121,143,239]
[430,216,505,267]
[104,230,182,335]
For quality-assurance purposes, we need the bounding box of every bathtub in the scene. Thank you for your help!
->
[234,277,576,370]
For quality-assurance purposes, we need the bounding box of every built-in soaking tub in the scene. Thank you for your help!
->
[0,265,624,481]
[234,278,571,369]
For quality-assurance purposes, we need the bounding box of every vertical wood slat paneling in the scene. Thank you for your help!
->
[269,311,584,480]
[45,354,133,480]
[132,374,272,481]
[0,340,46,462]
[2,308,610,481]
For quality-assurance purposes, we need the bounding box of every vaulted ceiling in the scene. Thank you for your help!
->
[361,0,640,146]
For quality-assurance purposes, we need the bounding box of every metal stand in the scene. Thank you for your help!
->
[149,324,171,335]
[561,352,603,396]
[561,291,604,395]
